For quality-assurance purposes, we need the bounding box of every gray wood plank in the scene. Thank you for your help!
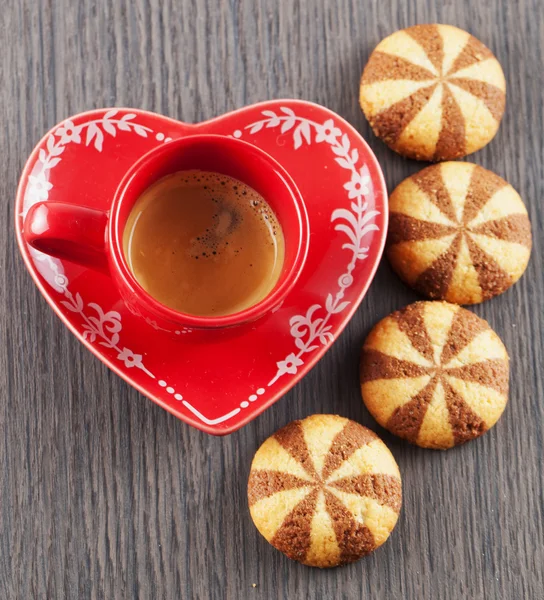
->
[1,0,542,598]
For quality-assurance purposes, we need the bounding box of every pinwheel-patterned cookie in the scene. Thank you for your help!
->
[361,301,509,449]
[248,415,402,567]
[386,162,532,304]
[360,24,506,161]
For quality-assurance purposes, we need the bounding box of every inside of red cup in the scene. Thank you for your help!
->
[114,135,307,323]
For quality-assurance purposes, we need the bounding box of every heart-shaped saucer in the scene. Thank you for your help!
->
[15,100,387,435]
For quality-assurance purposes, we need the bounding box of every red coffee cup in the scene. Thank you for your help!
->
[23,135,310,330]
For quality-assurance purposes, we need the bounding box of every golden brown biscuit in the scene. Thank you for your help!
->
[247,415,402,567]
[360,24,506,161]
[386,162,532,304]
[361,301,509,449]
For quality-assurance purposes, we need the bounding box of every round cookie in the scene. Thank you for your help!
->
[359,24,506,161]
[247,414,402,567]
[360,301,509,449]
[386,162,532,304]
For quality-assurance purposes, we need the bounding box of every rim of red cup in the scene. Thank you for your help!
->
[109,134,310,329]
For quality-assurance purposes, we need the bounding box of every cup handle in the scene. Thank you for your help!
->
[23,202,110,273]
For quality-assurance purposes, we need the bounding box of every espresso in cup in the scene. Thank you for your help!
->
[122,170,285,316]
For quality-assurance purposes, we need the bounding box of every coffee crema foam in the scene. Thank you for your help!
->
[123,170,285,317]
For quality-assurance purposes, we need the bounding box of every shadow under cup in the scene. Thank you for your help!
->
[111,135,310,329]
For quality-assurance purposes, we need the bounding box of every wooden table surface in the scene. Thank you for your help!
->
[2,1,543,598]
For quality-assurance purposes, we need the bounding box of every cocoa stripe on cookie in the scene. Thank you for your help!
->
[392,302,435,362]
[439,306,488,365]
[329,474,402,512]
[471,215,532,246]
[414,233,462,299]
[446,36,494,76]
[446,359,509,394]
[270,488,319,563]
[321,420,376,480]
[369,84,437,145]
[360,349,431,382]
[274,420,318,478]
[362,51,436,83]
[462,165,507,224]
[386,379,436,443]
[448,78,505,120]
[247,471,313,506]
[443,379,487,445]
[466,235,512,299]
[434,84,466,160]
[412,166,458,223]
[324,490,376,563]
[406,24,444,72]
[388,214,457,244]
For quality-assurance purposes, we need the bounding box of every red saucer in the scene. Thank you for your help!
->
[15,100,387,435]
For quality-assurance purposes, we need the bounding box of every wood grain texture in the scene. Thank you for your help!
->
[1,1,543,598]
